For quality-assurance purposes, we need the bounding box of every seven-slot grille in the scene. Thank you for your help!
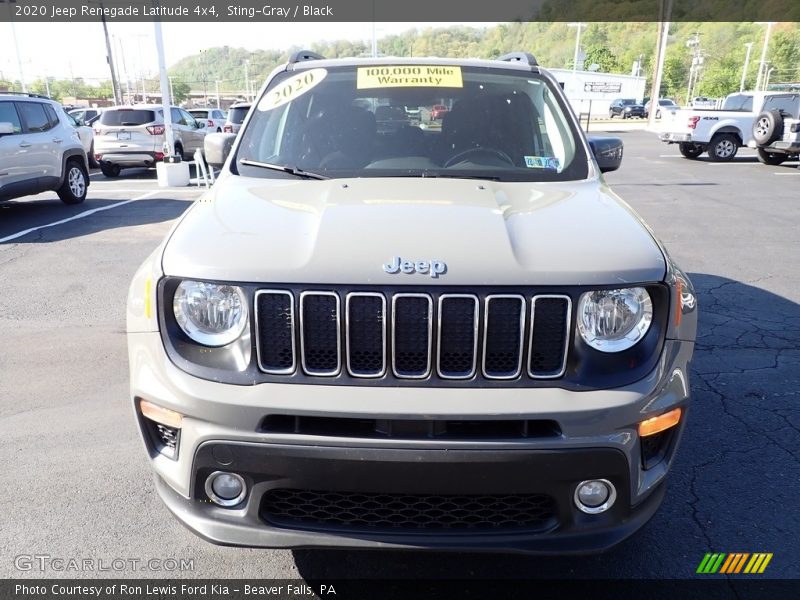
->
[255,290,571,382]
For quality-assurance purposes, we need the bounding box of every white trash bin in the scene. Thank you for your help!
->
[156,161,191,187]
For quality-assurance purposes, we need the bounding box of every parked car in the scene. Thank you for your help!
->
[188,107,227,133]
[609,98,645,119]
[690,96,717,109]
[644,98,678,119]
[750,92,800,165]
[64,111,99,168]
[658,90,786,161]
[94,104,206,177]
[223,102,251,134]
[0,93,89,204]
[430,104,449,120]
[128,51,697,554]
[68,107,102,126]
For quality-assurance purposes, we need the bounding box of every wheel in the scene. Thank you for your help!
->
[679,143,704,159]
[757,147,787,166]
[609,111,614,119]
[443,147,515,168]
[622,113,628,119]
[707,133,739,162]
[174,143,184,161]
[100,162,121,178]
[752,110,782,146]
[57,159,88,205]
[656,109,661,119]
[216,127,222,133]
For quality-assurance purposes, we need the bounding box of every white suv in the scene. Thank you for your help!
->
[94,104,206,177]
[0,93,89,205]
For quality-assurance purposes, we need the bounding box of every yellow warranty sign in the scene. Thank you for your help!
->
[357,66,463,89]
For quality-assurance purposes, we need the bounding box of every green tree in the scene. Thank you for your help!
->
[171,79,191,104]
[583,45,622,73]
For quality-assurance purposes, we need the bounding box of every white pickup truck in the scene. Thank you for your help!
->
[658,91,784,161]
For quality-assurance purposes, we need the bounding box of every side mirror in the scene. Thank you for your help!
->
[587,135,623,173]
[204,132,237,168]
[0,122,15,136]
[196,121,205,129]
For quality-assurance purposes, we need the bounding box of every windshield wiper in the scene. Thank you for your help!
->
[239,159,329,180]
[422,172,504,181]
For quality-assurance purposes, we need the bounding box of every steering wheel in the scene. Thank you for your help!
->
[443,147,515,168]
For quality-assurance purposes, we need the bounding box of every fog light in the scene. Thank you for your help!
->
[574,479,616,514]
[205,471,246,507]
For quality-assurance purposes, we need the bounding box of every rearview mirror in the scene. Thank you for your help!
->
[587,136,623,173]
[0,122,15,136]
[204,132,237,168]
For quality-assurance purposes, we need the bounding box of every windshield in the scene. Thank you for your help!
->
[235,64,588,182]
[621,99,636,105]
[189,110,209,118]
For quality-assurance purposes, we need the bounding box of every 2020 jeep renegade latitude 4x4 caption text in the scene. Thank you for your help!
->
[127,51,697,554]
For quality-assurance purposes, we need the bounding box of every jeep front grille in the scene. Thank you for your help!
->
[255,289,571,383]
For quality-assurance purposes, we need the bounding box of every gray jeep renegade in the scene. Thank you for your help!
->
[127,51,697,554]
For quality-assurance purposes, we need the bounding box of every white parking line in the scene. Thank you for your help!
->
[773,172,800,175]
[0,191,159,243]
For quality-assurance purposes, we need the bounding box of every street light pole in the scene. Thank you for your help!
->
[740,42,753,92]
[153,17,174,157]
[647,0,672,130]
[754,22,774,92]
[765,66,775,91]
[568,23,586,75]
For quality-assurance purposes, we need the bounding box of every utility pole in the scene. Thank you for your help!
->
[215,80,220,108]
[99,2,122,104]
[244,59,250,101]
[685,32,702,104]
[9,17,27,92]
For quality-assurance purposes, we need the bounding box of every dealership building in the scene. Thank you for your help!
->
[548,68,647,119]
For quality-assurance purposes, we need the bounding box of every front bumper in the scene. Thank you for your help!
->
[129,332,693,553]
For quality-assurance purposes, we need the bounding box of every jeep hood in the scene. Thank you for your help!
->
[162,176,666,286]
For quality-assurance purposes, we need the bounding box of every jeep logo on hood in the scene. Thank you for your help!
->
[383,256,447,278]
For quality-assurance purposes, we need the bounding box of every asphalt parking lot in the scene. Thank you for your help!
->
[1,132,798,581]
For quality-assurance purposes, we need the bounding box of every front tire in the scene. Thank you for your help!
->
[57,159,88,205]
[679,143,704,159]
[757,148,787,166]
[707,133,739,162]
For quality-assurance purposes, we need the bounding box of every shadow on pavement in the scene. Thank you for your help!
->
[0,196,193,244]
[291,274,799,579]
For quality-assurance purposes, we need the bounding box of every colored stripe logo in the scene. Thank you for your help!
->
[697,553,772,574]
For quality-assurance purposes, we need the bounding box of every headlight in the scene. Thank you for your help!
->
[173,280,248,346]
[577,287,653,352]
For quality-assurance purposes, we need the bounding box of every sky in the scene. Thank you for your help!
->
[0,21,497,85]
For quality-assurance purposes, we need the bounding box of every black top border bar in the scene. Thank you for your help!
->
[0,0,799,22]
